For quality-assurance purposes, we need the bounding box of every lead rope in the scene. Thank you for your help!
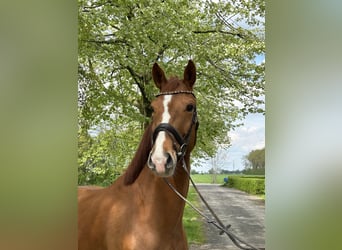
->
[163,159,262,250]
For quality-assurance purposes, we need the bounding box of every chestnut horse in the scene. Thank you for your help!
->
[78,60,199,250]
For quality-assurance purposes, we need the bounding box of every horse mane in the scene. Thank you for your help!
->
[123,124,152,185]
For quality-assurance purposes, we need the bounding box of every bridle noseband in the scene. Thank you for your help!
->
[151,91,199,161]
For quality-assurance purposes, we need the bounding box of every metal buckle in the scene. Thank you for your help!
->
[177,143,187,158]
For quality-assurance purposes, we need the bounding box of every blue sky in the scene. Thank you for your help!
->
[193,112,265,172]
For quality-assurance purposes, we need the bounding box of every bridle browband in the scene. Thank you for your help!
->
[155,90,196,98]
[151,91,198,161]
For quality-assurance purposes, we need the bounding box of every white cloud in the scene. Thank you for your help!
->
[227,113,264,168]
[229,131,239,143]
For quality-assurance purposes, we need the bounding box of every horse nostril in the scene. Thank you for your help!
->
[166,153,173,168]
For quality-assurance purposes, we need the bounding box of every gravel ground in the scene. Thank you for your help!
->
[188,184,265,250]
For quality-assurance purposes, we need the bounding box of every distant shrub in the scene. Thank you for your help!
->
[225,176,265,195]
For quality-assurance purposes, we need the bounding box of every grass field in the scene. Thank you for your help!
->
[184,174,227,244]
[190,174,229,184]
[183,187,205,244]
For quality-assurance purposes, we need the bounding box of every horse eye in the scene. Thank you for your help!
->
[186,104,194,112]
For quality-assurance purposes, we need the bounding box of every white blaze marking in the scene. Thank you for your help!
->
[161,95,171,123]
[152,95,172,171]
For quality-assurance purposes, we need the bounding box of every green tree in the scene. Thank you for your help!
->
[243,148,265,174]
[78,122,143,185]
[78,0,265,183]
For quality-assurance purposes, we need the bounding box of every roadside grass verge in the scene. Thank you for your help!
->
[183,187,205,244]
[190,174,228,184]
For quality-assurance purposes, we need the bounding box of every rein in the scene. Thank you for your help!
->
[164,161,263,250]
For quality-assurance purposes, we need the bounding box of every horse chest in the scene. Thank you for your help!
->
[105,201,186,250]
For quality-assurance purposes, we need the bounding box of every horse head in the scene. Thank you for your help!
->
[147,60,198,177]
[124,60,198,184]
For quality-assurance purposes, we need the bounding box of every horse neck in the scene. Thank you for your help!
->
[164,155,191,197]
[135,154,191,224]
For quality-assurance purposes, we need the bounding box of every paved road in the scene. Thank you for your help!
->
[189,184,265,250]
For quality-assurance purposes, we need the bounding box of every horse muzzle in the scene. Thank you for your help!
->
[147,150,177,177]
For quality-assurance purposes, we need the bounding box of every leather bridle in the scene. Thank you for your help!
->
[151,91,199,161]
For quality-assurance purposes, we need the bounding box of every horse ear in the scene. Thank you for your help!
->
[124,124,152,185]
[152,63,167,89]
[183,60,196,88]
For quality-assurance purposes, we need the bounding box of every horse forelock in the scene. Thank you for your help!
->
[160,77,193,92]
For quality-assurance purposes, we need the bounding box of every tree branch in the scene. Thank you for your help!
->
[82,39,130,46]
[81,1,119,12]
[155,44,168,62]
[126,66,149,104]
[126,66,152,123]
[193,30,243,38]
[126,66,142,85]
[206,59,241,88]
